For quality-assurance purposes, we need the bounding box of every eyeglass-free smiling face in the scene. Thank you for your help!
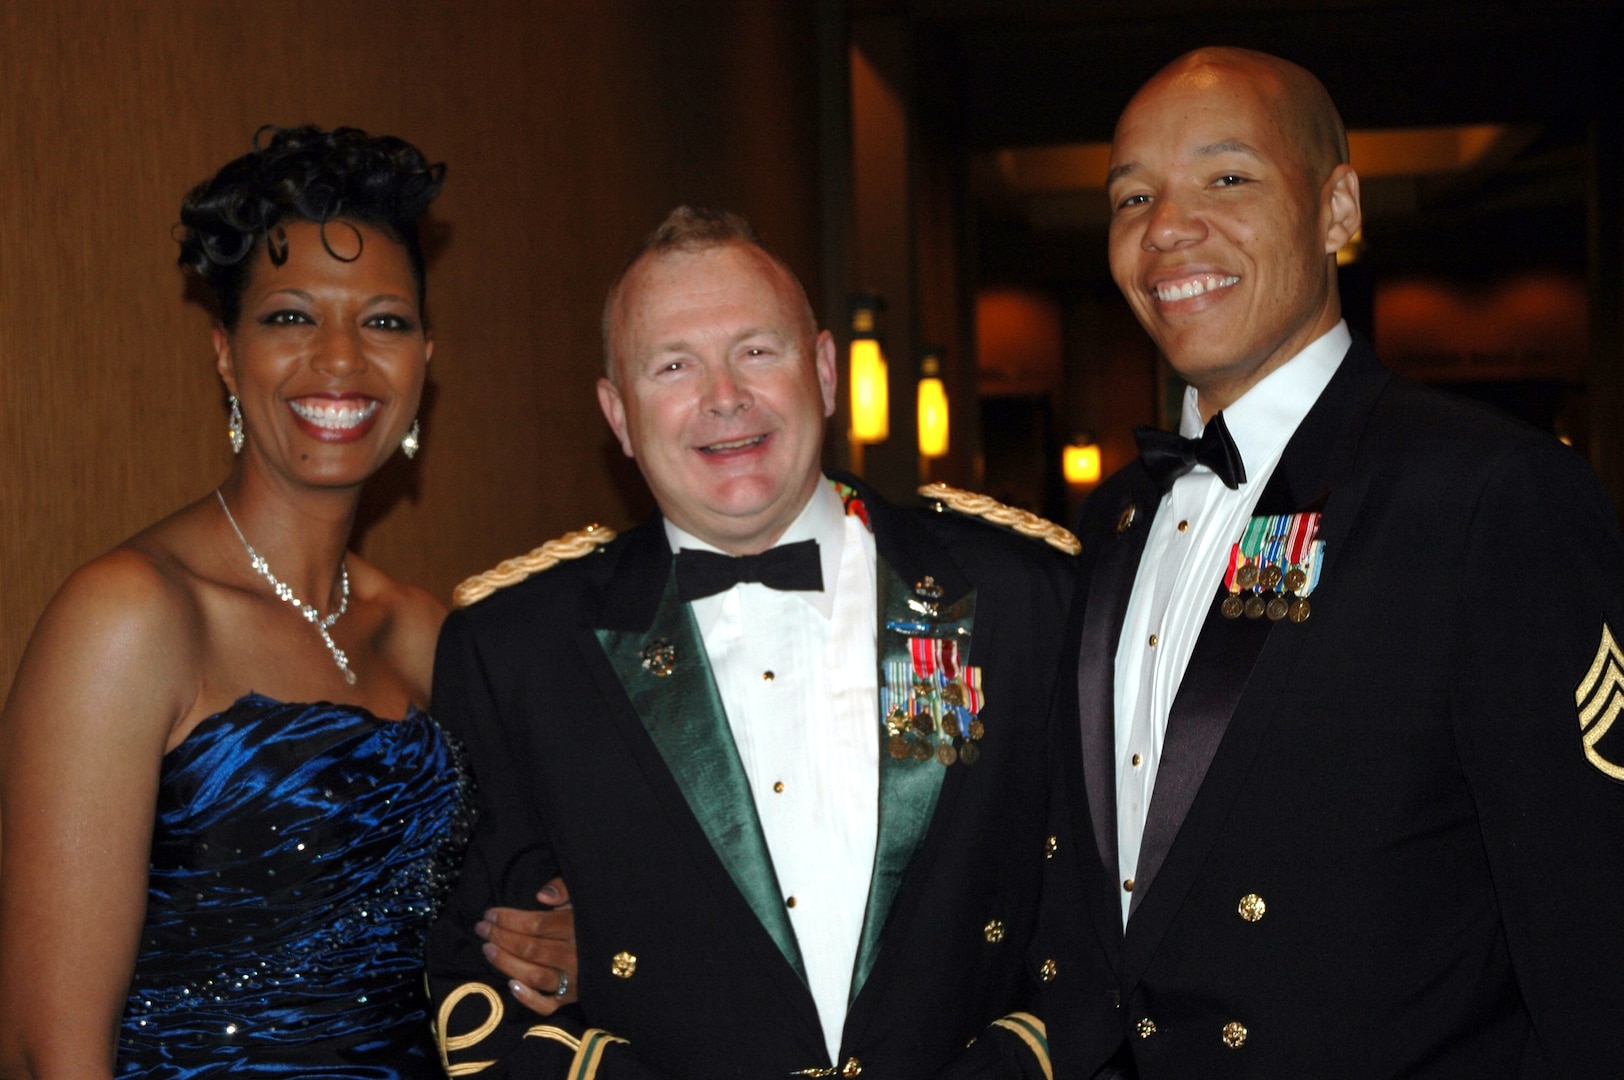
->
[214,218,431,489]
[598,242,836,556]
[1107,50,1360,417]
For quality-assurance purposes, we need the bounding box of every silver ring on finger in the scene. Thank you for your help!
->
[554,972,570,998]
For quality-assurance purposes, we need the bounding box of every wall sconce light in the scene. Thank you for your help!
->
[916,348,949,459]
[849,293,889,444]
[1063,434,1101,485]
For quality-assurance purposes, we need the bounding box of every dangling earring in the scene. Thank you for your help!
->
[401,418,421,459]
[228,395,245,455]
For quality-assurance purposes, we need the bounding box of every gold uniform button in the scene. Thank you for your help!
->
[1123,878,1135,893]
[1132,753,1142,767]
[841,1058,863,1078]
[773,781,785,793]
[1238,893,1266,922]
[786,896,797,908]
[763,670,775,682]
[1177,519,1190,532]
[611,951,637,978]
[1147,634,1159,648]
[1136,1018,1157,1039]
[1045,835,1058,859]
[1222,1021,1248,1049]
[1038,958,1058,983]
[983,919,1005,943]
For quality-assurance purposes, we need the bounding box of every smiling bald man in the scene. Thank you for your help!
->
[1026,47,1624,1079]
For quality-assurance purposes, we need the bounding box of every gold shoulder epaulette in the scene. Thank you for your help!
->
[918,483,1080,556]
[452,524,616,608]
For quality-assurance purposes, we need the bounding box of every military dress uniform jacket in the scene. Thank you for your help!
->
[426,476,1073,1080]
[1029,339,1624,1079]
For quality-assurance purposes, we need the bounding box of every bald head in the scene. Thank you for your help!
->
[602,207,818,382]
[1130,47,1348,185]
[1106,46,1362,414]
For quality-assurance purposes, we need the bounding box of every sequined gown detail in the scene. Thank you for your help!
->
[118,694,473,1079]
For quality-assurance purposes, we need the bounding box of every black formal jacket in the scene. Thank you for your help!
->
[426,475,1072,1080]
[1029,339,1624,1079]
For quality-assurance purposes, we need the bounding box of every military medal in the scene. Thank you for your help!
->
[1220,545,1246,619]
[883,581,985,768]
[1259,514,1290,591]
[1235,515,1268,591]
[1217,510,1326,626]
[1283,512,1324,622]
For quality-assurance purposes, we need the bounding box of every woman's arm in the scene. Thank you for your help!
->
[0,551,196,1080]
[378,578,579,1016]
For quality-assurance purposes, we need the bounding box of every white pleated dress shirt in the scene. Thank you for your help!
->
[665,479,878,1062]
[1113,322,1350,925]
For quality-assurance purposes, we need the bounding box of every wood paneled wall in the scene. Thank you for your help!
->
[0,0,822,696]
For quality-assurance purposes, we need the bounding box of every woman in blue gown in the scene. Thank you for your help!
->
[0,127,573,1079]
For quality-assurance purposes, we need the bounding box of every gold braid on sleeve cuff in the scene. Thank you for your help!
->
[918,484,1080,555]
[518,1026,629,1080]
[436,982,503,1076]
[991,1012,1052,1080]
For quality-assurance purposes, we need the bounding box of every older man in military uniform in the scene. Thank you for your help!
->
[425,208,1073,1079]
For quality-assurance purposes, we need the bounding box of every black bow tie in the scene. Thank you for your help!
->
[1134,412,1247,494]
[674,539,824,603]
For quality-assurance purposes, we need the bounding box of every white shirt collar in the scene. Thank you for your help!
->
[1179,320,1351,483]
[663,477,846,619]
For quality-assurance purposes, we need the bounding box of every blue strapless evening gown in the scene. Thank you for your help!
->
[117,694,473,1079]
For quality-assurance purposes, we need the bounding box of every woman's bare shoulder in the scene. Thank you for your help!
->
[10,512,216,729]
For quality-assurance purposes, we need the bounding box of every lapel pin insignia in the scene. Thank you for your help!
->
[914,575,944,600]
[640,637,676,677]
[1116,505,1137,535]
[911,575,945,617]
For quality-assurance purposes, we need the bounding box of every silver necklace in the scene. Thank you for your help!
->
[215,489,356,685]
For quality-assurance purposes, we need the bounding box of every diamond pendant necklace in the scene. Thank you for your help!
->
[215,488,356,685]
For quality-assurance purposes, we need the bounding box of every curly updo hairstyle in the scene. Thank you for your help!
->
[177,125,446,329]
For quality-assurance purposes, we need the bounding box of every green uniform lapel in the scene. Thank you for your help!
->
[848,556,975,1002]
[595,571,806,982]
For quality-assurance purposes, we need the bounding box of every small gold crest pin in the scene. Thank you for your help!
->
[640,638,677,677]
[1116,504,1137,535]
[1576,622,1624,781]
